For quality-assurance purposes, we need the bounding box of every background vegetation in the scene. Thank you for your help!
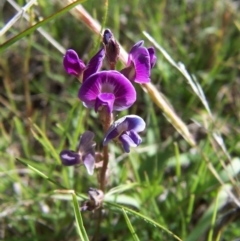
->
[0,0,240,240]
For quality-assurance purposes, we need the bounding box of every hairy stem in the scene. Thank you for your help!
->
[93,108,111,241]
[100,145,109,191]
[99,109,111,191]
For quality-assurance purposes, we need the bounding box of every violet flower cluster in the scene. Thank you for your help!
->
[60,29,156,181]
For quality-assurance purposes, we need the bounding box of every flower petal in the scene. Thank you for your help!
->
[127,41,144,64]
[77,131,95,154]
[147,47,157,68]
[103,122,121,146]
[78,71,136,112]
[128,130,142,145]
[129,45,150,83]
[95,93,115,113]
[123,115,146,132]
[77,131,96,175]
[119,133,137,153]
[83,153,95,175]
[120,65,136,82]
[63,49,85,77]
[103,29,113,45]
[83,48,105,81]
[60,150,81,166]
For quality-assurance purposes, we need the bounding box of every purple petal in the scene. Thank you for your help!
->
[123,115,146,132]
[63,49,85,77]
[78,71,136,112]
[120,65,136,82]
[103,29,113,45]
[60,150,81,166]
[128,41,144,59]
[103,115,145,145]
[147,47,157,68]
[128,130,142,145]
[128,46,151,83]
[119,134,137,153]
[83,48,105,81]
[83,153,95,175]
[95,93,115,113]
[103,122,121,146]
[77,131,96,175]
[78,131,96,155]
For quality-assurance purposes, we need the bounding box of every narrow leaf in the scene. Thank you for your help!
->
[106,201,182,241]
[16,158,65,188]
[31,122,61,164]
[0,0,86,52]
[72,192,89,241]
[122,208,140,241]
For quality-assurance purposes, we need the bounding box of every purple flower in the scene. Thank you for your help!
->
[103,115,146,153]
[121,41,157,84]
[63,48,105,81]
[78,70,136,113]
[60,131,96,175]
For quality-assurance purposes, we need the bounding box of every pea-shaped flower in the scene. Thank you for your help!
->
[63,48,105,81]
[60,131,96,175]
[103,115,146,153]
[121,41,157,83]
[78,70,136,113]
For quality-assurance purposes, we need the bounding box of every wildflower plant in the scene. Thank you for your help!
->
[60,29,156,211]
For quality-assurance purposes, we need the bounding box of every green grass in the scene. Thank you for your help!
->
[1,0,240,240]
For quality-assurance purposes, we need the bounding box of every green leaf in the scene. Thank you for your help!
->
[105,194,140,209]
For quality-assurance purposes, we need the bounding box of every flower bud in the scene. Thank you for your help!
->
[103,29,120,69]
[81,188,104,211]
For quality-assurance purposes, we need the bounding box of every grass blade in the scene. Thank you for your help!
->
[0,0,37,37]
[143,31,212,117]
[72,192,89,241]
[122,208,140,241]
[31,122,61,164]
[0,0,86,52]
[106,202,182,241]
[16,158,66,189]
[208,192,219,241]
